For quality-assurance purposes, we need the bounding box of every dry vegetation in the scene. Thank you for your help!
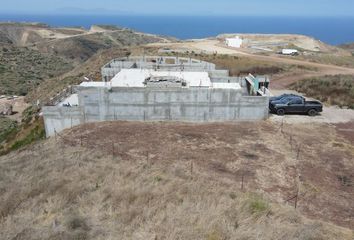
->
[291,75,354,109]
[163,53,316,78]
[0,117,18,146]
[0,107,45,156]
[0,121,353,240]
[298,54,354,68]
[0,46,73,95]
[0,23,167,98]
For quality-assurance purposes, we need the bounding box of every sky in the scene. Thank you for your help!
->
[1,0,354,17]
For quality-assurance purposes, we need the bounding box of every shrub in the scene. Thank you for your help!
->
[290,75,354,109]
[10,124,45,151]
[246,195,270,216]
[0,118,18,144]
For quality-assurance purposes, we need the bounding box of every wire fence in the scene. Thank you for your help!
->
[278,118,304,209]
[53,118,304,209]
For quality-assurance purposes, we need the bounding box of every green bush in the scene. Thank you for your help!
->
[10,125,45,151]
[0,118,18,144]
[246,195,270,216]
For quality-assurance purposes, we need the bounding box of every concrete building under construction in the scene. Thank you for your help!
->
[43,56,271,137]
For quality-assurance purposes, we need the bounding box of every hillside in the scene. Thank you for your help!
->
[0,22,85,47]
[35,29,167,63]
[0,23,169,96]
[0,121,353,239]
[0,45,73,95]
[339,42,354,54]
[0,21,354,240]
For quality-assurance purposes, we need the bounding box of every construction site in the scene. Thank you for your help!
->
[42,56,271,137]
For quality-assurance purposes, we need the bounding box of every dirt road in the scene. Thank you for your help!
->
[149,40,354,89]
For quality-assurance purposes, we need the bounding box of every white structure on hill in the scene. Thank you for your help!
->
[225,36,243,48]
[281,49,299,55]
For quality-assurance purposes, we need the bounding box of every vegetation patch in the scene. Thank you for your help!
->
[301,54,354,68]
[0,46,73,95]
[0,117,18,145]
[290,75,354,109]
[10,123,45,151]
[196,54,287,76]
[245,194,270,216]
[0,106,45,155]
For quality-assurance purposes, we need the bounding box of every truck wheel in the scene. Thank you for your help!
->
[276,109,285,116]
[308,109,317,116]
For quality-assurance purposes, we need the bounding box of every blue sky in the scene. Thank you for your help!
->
[1,0,354,17]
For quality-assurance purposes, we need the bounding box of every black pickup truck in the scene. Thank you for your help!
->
[269,96,323,116]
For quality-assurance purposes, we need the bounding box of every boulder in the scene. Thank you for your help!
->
[0,103,13,115]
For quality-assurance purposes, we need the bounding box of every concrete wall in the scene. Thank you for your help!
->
[43,87,269,137]
[42,106,84,137]
[101,56,218,81]
[90,88,268,122]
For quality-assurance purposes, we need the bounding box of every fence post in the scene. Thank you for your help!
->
[190,160,193,176]
[296,145,301,160]
[112,142,115,160]
[280,119,284,134]
[294,188,299,209]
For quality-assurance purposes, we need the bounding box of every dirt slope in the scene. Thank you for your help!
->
[0,121,353,240]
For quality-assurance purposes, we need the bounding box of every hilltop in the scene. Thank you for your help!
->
[217,33,348,54]
[0,22,354,240]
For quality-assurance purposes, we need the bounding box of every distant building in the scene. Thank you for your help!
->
[281,49,299,56]
[225,36,243,48]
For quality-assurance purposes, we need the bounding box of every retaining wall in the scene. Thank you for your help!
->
[42,106,84,137]
[43,87,269,137]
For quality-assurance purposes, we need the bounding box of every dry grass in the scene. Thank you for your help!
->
[0,121,353,240]
[291,75,354,109]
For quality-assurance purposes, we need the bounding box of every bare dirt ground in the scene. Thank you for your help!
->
[65,121,354,230]
[334,121,354,143]
[0,121,353,240]
[270,107,354,124]
[0,97,29,121]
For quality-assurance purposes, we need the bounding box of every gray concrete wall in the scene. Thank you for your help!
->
[43,87,269,137]
[79,87,269,122]
[42,106,84,137]
[101,56,218,81]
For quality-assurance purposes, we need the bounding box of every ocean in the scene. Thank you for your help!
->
[1,14,354,45]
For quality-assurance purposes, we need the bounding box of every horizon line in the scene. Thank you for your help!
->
[1,11,354,18]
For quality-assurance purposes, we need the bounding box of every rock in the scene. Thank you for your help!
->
[0,103,13,115]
